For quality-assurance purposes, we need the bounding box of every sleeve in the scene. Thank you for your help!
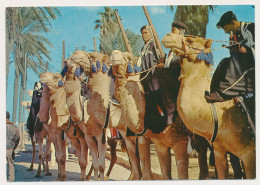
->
[14,127,20,150]
[247,23,255,42]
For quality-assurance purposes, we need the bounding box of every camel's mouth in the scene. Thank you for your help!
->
[171,47,185,56]
[40,77,51,84]
[111,50,123,66]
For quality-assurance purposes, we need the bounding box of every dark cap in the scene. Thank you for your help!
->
[216,11,237,28]
[6,111,10,119]
[171,21,188,31]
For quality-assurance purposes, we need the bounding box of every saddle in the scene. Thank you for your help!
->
[234,93,255,139]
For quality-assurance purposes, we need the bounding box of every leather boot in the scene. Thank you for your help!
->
[204,91,224,103]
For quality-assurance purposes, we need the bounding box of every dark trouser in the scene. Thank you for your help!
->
[144,90,168,133]
[6,149,15,182]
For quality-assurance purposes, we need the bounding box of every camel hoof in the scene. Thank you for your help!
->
[86,175,91,181]
[45,172,52,176]
[60,177,67,181]
[27,167,34,171]
[104,175,109,181]
[35,174,42,178]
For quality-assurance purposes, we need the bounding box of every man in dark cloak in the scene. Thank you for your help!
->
[138,23,187,133]
[26,82,42,137]
[205,11,255,103]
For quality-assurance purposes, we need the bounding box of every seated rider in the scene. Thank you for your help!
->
[138,22,187,133]
[26,81,43,137]
[204,11,255,103]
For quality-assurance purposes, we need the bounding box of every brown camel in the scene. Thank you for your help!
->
[63,51,146,180]
[111,50,189,180]
[161,32,255,179]
[39,72,89,181]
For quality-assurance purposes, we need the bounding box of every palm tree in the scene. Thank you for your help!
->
[6,7,60,123]
[94,7,143,56]
[170,5,216,37]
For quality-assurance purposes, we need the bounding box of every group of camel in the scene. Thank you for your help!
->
[28,31,255,180]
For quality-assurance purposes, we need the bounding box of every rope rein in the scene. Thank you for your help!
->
[184,34,236,43]
[126,65,157,82]
[185,40,245,54]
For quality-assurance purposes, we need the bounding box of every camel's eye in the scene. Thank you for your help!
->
[186,39,194,44]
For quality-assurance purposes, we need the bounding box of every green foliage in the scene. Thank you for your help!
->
[172,5,216,37]
[6,7,60,74]
[95,7,143,56]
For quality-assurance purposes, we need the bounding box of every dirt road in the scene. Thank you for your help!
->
[10,134,237,182]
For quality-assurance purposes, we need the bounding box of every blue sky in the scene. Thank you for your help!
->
[6,5,255,122]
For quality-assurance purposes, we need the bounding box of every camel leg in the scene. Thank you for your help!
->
[42,157,46,172]
[104,138,117,180]
[154,143,171,180]
[69,136,88,181]
[197,144,208,179]
[240,150,256,179]
[44,138,52,176]
[52,137,62,180]
[85,135,99,181]
[173,142,189,180]
[118,130,141,180]
[229,153,243,179]
[96,135,106,181]
[123,136,142,180]
[86,163,94,180]
[56,134,67,181]
[28,136,36,171]
[213,149,228,179]
[138,136,153,180]
[35,135,44,178]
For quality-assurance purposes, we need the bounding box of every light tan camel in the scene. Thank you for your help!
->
[39,72,89,181]
[63,51,147,180]
[161,32,255,179]
[111,50,189,180]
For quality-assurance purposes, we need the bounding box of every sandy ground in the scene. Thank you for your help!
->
[9,132,237,182]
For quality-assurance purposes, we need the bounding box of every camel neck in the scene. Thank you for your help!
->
[39,86,51,122]
[114,75,145,133]
[64,78,83,123]
[89,72,111,105]
[177,59,213,139]
[49,87,69,127]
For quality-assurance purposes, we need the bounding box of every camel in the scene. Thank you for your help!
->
[25,83,56,172]
[161,32,255,179]
[63,51,148,180]
[111,50,189,180]
[38,72,89,181]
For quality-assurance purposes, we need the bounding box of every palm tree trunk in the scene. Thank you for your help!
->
[18,72,25,124]
[12,62,20,123]
[6,38,14,90]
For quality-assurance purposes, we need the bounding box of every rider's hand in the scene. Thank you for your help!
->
[239,45,247,53]
[156,63,165,68]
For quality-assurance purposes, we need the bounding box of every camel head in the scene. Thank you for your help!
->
[63,50,91,79]
[162,33,213,64]
[40,72,63,94]
[88,52,111,74]
[111,50,137,79]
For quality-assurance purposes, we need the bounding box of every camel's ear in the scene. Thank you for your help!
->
[102,54,109,63]
[123,52,135,64]
[205,39,213,49]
